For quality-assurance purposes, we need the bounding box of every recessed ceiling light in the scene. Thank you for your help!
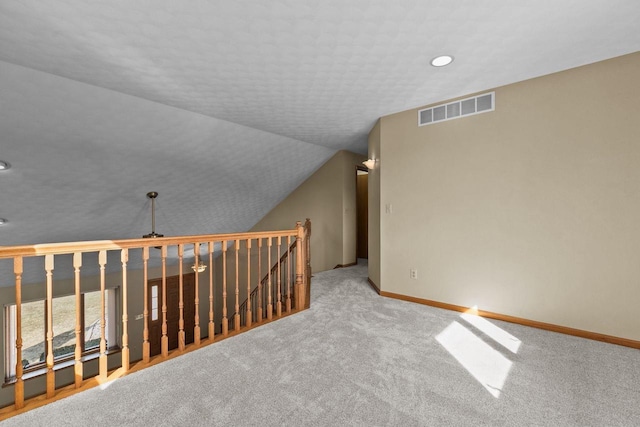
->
[0,218,7,225]
[0,161,10,170]
[431,55,454,67]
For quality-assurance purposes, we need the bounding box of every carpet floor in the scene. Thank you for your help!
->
[4,262,640,426]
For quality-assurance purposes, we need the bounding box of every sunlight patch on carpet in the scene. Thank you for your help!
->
[436,321,513,398]
[460,307,522,354]
[99,379,117,390]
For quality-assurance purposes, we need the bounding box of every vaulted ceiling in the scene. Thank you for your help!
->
[1,1,639,250]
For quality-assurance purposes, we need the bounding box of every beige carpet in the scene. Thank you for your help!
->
[4,262,640,426]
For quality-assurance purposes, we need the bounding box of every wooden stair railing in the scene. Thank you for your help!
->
[233,236,298,330]
[0,220,311,419]
[232,218,312,330]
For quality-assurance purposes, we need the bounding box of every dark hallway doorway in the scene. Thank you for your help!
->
[356,166,368,259]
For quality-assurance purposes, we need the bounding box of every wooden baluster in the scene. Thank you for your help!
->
[73,252,83,387]
[121,249,130,371]
[246,239,252,328]
[273,265,277,314]
[98,250,107,381]
[276,236,282,317]
[295,222,305,310]
[193,243,201,346]
[286,236,292,313]
[222,240,228,336]
[257,238,263,323]
[267,237,273,320]
[44,254,55,397]
[208,242,215,340]
[161,246,169,357]
[305,218,312,308]
[294,242,298,309]
[14,257,24,409]
[142,247,150,363]
[234,240,240,331]
[178,244,185,351]
[253,289,258,321]
[290,245,294,310]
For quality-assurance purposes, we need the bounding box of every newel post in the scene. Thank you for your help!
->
[295,221,306,310]
[304,218,312,308]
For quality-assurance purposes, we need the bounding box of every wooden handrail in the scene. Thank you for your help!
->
[0,221,311,418]
[0,229,298,258]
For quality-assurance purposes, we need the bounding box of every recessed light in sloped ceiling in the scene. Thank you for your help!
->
[431,55,454,67]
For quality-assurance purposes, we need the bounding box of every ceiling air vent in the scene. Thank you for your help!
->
[418,92,495,126]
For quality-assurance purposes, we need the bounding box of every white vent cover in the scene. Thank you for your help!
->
[418,92,495,126]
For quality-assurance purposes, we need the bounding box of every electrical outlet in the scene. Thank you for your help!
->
[410,269,418,279]
[386,203,393,214]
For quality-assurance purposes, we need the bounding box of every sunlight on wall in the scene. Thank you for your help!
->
[436,320,515,398]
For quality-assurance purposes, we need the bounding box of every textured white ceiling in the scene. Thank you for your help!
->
[0,1,640,284]
[2,1,640,151]
[0,61,334,244]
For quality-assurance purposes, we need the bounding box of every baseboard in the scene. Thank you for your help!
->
[367,278,381,295]
[334,262,357,269]
[379,290,640,350]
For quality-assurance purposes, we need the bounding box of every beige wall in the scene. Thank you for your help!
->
[375,52,640,341]
[367,120,381,288]
[251,150,366,272]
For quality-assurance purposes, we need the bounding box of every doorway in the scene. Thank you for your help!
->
[148,273,196,357]
[356,166,368,259]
